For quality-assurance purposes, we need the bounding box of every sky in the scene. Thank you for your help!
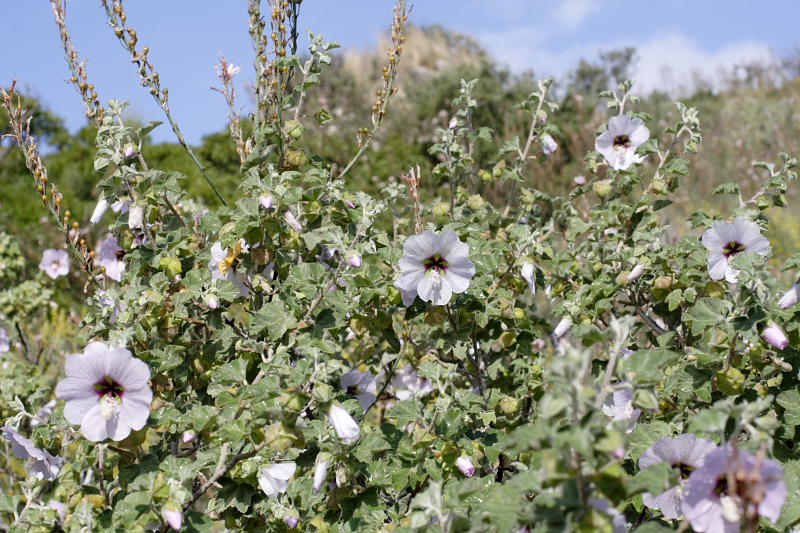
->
[1,0,798,145]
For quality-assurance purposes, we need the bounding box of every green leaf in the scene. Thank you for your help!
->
[619,349,681,386]
[250,300,297,341]
[777,390,800,426]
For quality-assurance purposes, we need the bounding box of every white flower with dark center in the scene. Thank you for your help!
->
[602,388,640,433]
[96,236,126,282]
[340,369,379,411]
[595,115,650,170]
[39,249,69,279]
[701,217,770,283]
[208,240,250,298]
[328,404,360,444]
[639,434,717,519]
[390,364,432,401]
[1,426,63,480]
[395,231,476,306]
[258,462,296,497]
[55,342,152,442]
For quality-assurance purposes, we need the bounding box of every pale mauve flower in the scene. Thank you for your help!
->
[682,446,786,532]
[284,517,299,529]
[208,241,250,298]
[390,364,432,401]
[30,399,56,427]
[328,404,360,445]
[123,144,136,158]
[456,456,475,477]
[639,434,717,519]
[541,134,558,156]
[161,501,182,531]
[340,369,379,411]
[602,388,640,433]
[762,324,789,350]
[778,284,799,310]
[701,217,770,283]
[1,426,63,480]
[55,342,152,442]
[39,249,69,279]
[96,236,126,282]
[595,114,650,170]
[348,254,362,268]
[394,231,476,306]
[259,194,273,209]
[588,498,627,533]
[258,462,296,498]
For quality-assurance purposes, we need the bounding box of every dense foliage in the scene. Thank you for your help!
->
[2,1,800,532]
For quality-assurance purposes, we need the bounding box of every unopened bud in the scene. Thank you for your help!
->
[455,456,475,477]
[348,254,362,268]
[161,501,182,531]
[123,144,136,158]
[778,284,799,310]
[626,264,645,283]
[763,324,789,351]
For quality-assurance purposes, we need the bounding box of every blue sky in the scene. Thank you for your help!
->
[1,0,798,144]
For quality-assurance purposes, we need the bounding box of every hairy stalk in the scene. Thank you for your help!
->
[99,0,227,205]
[335,0,409,182]
[1,83,101,288]
[212,56,247,165]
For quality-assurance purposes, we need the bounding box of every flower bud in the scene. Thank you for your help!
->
[284,517,299,529]
[467,194,485,211]
[259,194,273,210]
[128,205,144,229]
[626,264,645,283]
[348,254,362,268]
[313,455,331,492]
[90,198,109,224]
[778,284,799,310]
[161,501,182,531]
[284,119,304,140]
[123,144,136,158]
[553,316,572,339]
[284,211,302,232]
[762,324,789,351]
[181,430,196,443]
[541,134,557,156]
[455,456,475,477]
[345,199,356,209]
[573,175,587,186]
[448,117,458,129]
[205,293,219,310]
[593,179,613,198]
[328,404,360,445]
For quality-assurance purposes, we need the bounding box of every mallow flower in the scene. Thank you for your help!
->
[328,404,360,444]
[456,456,475,477]
[595,115,650,170]
[55,342,152,442]
[208,240,250,298]
[39,249,69,279]
[258,462,296,497]
[541,134,558,156]
[390,364,432,401]
[701,217,770,283]
[1,427,63,480]
[96,236,126,282]
[161,501,183,531]
[395,230,475,306]
[638,434,717,519]
[602,388,640,433]
[340,369,379,411]
[762,324,789,351]
[778,284,800,310]
[682,446,786,532]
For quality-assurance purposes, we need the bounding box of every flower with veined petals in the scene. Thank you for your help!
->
[1,427,63,480]
[778,284,800,310]
[55,342,152,442]
[395,230,476,306]
[328,404,360,444]
[96,236,126,282]
[638,434,717,519]
[39,249,69,280]
[602,388,640,433]
[390,364,432,401]
[258,462,296,497]
[682,446,786,533]
[595,115,650,170]
[701,217,770,283]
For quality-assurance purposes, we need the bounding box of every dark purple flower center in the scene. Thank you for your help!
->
[723,241,746,258]
[115,250,127,261]
[613,135,631,149]
[423,253,448,273]
[714,474,748,498]
[94,375,124,398]
[671,462,695,480]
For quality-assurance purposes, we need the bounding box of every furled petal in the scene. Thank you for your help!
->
[328,405,360,444]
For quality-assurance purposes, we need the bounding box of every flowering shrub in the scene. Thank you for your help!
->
[2,1,800,532]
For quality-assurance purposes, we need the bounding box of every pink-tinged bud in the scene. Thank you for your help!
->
[626,264,645,282]
[348,254,362,268]
[284,517,299,529]
[763,324,789,350]
[532,338,546,351]
[553,317,572,339]
[573,175,587,186]
[345,199,356,209]
[456,456,475,477]
[205,294,219,310]
[181,430,196,443]
[541,134,558,156]
[90,198,109,224]
[259,195,273,210]
[161,501,182,531]
[123,144,136,158]
[448,117,458,129]
[778,284,800,310]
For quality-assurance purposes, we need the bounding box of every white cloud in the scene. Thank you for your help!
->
[551,0,600,30]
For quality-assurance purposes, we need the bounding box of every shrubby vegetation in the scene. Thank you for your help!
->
[2,1,800,532]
